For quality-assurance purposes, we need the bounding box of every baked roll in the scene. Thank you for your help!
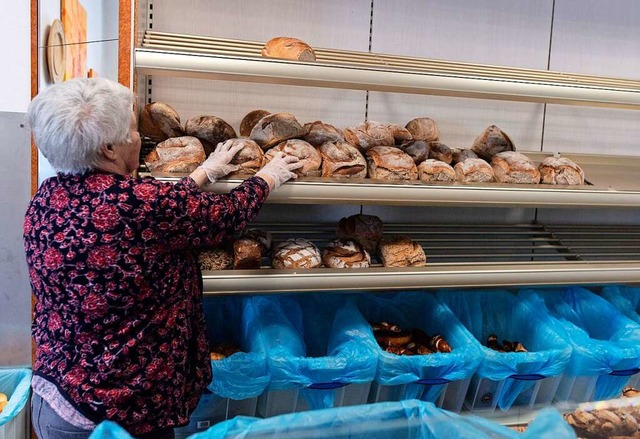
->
[428,142,453,164]
[272,238,322,269]
[386,124,413,145]
[366,146,418,180]
[184,115,237,156]
[250,112,307,150]
[336,214,383,255]
[144,136,205,173]
[139,102,185,142]
[199,248,233,271]
[378,236,427,268]
[399,139,430,164]
[451,148,478,166]
[318,141,367,179]
[264,139,322,177]
[538,157,585,185]
[261,37,316,61]
[238,228,273,256]
[405,118,439,143]
[322,239,371,268]
[491,151,540,184]
[233,238,263,269]
[454,158,495,183]
[344,121,395,152]
[471,125,515,161]
[303,121,344,147]
[240,109,271,137]
[418,159,456,182]
[226,138,265,177]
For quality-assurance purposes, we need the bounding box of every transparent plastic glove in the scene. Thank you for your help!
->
[197,140,244,183]
[255,152,303,190]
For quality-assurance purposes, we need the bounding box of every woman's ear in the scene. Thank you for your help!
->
[100,143,117,161]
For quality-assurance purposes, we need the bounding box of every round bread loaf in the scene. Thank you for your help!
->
[538,157,585,185]
[491,151,540,184]
[451,148,478,166]
[454,158,495,183]
[199,248,233,271]
[322,239,371,268]
[233,238,263,269]
[405,118,439,143]
[386,124,413,145]
[238,228,273,255]
[144,136,205,173]
[139,102,185,142]
[318,141,367,179]
[418,159,456,182]
[240,109,271,137]
[366,146,418,180]
[378,235,427,268]
[344,121,395,152]
[428,142,453,164]
[184,115,237,156]
[303,121,344,147]
[250,112,307,150]
[272,238,322,269]
[399,139,430,164]
[471,125,515,161]
[226,138,265,177]
[264,139,322,177]
[261,37,317,61]
[336,214,383,255]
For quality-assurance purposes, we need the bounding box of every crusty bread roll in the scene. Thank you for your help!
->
[366,146,418,180]
[428,142,453,164]
[471,125,515,161]
[238,228,273,256]
[261,37,316,61]
[399,139,430,164]
[303,121,344,147]
[272,238,322,269]
[199,248,233,271]
[225,138,265,177]
[451,148,478,166]
[233,238,262,269]
[538,157,585,185]
[336,214,383,255]
[144,136,206,173]
[344,121,395,152]
[491,151,540,184]
[378,236,427,268]
[264,139,322,177]
[240,110,271,137]
[322,239,371,268]
[418,159,456,182]
[184,116,237,156]
[454,158,495,183]
[139,102,185,142]
[318,141,367,179]
[386,124,413,145]
[405,118,439,143]
[250,112,307,150]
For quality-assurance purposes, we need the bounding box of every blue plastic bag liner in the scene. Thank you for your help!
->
[0,368,31,427]
[437,289,571,411]
[243,294,378,410]
[601,285,640,325]
[88,421,134,439]
[519,286,640,400]
[202,297,270,399]
[189,399,576,439]
[351,292,482,400]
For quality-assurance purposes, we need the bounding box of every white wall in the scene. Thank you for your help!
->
[0,0,30,112]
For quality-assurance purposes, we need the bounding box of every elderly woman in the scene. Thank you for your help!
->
[24,78,300,439]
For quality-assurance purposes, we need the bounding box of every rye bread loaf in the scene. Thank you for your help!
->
[303,121,344,147]
[428,142,453,164]
[366,146,418,180]
[139,102,185,142]
[233,238,263,270]
[451,148,478,166]
[261,37,316,61]
[454,158,495,183]
[318,141,367,179]
[418,159,456,182]
[184,115,237,156]
[250,112,307,150]
[471,125,515,161]
[491,151,541,184]
[538,157,585,185]
[225,138,265,177]
[240,110,271,137]
[378,236,427,268]
[322,239,371,268]
[344,121,395,152]
[405,118,439,143]
[264,139,322,177]
[336,214,383,255]
[144,136,205,173]
[399,139,430,164]
[238,228,273,256]
[272,238,322,269]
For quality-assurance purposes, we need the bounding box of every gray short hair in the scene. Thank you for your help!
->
[27,78,135,175]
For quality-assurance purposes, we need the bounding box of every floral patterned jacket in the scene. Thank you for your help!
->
[23,172,269,435]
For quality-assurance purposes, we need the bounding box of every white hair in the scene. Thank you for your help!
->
[27,78,135,175]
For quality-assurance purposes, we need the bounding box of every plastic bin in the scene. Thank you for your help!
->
[245,295,378,418]
[520,286,640,404]
[0,368,31,439]
[438,289,572,413]
[89,421,134,439]
[351,292,481,413]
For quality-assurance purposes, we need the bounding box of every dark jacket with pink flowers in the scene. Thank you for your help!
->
[23,172,269,435]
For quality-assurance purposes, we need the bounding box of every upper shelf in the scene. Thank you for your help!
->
[135,31,640,110]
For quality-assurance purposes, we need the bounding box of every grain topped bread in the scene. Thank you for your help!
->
[198,248,233,271]
[264,139,322,177]
[366,146,418,180]
[272,238,322,269]
[378,236,427,267]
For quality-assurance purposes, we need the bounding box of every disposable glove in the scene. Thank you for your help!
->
[255,152,303,190]
[197,140,244,183]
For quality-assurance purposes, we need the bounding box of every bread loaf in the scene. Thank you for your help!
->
[318,141,367,179]
[233,238,262,269]
[303,121,344,147]
[322,239,371,268]
[264,139,322,177]
[261,37,316,61]
[428,142,453,164]
[240,109,270,137]
[491,151,540,184]
[144,136,205,173]
[405,118,439,143]
[471,125,515,161]
[366,146,418,180]
[226,138,264,177]
[399,139,430,164]
[538,157,585,185]
[454,158,495,183]
[386,124,413,145]
[336,214,383,255]
[451,148,478,166]
[199,248,233,271]
[238,228,273,255]
[344,121,395,152]
[378,236,427,267]
[250,112,307,150]
[418,159,456,182]
[184,116,237,156]
[272,238,322,269]
[139,102,185,142]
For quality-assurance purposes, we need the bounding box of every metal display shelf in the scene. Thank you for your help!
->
[152,152,640,208]
[200,223,640,294]
[136,31,640,109]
